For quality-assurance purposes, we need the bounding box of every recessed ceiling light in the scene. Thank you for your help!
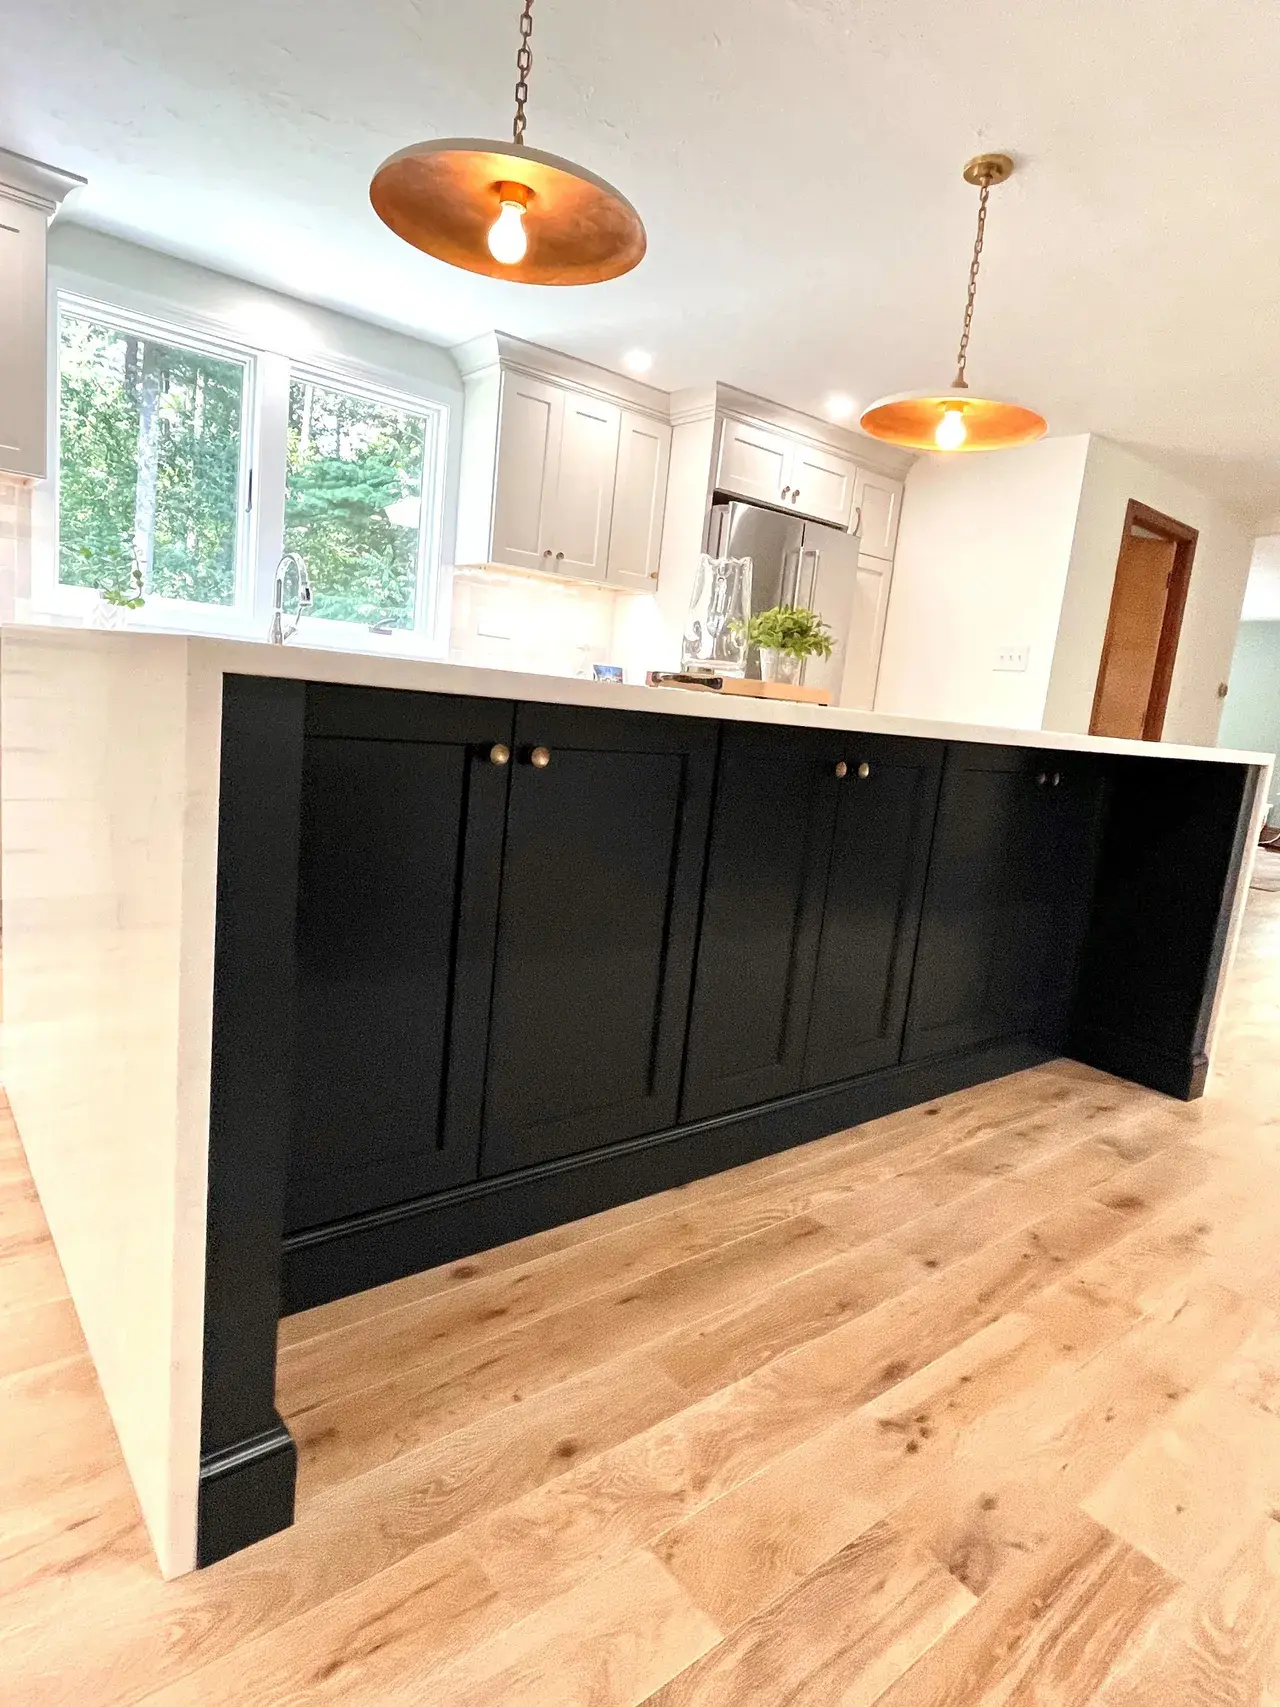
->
[825,393,856,421]
[622,349,654,375]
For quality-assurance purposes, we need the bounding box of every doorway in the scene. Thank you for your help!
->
[1090,500,1198,741]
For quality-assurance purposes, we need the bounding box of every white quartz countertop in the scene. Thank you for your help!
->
[2,623,1271,769]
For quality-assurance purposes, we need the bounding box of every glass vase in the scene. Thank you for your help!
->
[759,648,803,685]
[682,555,751,677]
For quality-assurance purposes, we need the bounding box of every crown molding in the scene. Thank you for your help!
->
[451,330,670,417]
[0,147,85,215]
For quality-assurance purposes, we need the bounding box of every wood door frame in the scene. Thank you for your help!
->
[1090,499,1199,741]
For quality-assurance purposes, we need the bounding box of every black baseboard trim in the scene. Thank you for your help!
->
[281,1036,1054,1314]
[1070,1024,1207,1102]
[196,1414,298,1567]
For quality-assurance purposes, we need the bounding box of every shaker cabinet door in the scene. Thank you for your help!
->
[479,703,715,1175]
[715,417,794,506]
[548,391,621,581]
[803,738,944,1086]
[681,725,838,1121]
[853,468,904,561]
[789,442,857,528]
[902,744,1105,1061]
[491,373,564,572]
[607,409,671,589]
[285,687,514,1231]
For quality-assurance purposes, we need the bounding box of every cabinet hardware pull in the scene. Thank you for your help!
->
[781,485,791,499]
[857,761,871,779]
[649,571,659,580]
[530,746,552,769]
[1036,772,1048,786]
[834,760,848,779]
[488,743,511,766]
[542,548,553,558]
[1051,771,1062,787]
[792,489,800,503]
[555,551,565,561]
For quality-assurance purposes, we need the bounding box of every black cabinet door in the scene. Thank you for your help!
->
[681,724,840,1121]
[803,737,944,1087]
[478,703,716,1176]
[903,744,1106,1061]
[285,686,513,1232]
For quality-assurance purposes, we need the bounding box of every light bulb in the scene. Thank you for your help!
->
[935,406,967,451]
[487,198,528,266]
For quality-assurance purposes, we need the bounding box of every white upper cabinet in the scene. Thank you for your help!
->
[0,152,83,480]
[788,441,857,528]
[715,419,794,507]
[490,373,564,573]
[607,410,671,590]
[853,467,904,561]
[551,391,621,582]
[716,416,858,529]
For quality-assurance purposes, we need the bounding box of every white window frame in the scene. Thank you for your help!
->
[42,292,262,634]
[37,285,454,655]
[278,362,449,656]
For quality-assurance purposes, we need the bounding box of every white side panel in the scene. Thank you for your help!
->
[1,628,219,1578]
[490,372,563,573]
[841,554,893,711]
[452,366,502,567]
[0,197,50,478]
[655,415,718,668]
[608,410,672,591]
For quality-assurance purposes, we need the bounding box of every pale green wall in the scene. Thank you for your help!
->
[1219,621,1280,810]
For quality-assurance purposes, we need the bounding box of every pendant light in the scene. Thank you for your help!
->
[370,0,646,286]
[860,154,1046,453]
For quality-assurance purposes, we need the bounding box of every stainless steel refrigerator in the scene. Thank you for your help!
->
[705,499,862,694]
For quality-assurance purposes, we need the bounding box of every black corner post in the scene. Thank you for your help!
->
[197,675,307,1566]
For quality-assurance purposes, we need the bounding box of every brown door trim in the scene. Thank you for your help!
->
[1089,498,1199,741]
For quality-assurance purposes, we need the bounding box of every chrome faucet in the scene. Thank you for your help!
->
[269,552,313,644]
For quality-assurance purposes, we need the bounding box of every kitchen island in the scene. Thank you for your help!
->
[1,625,1270,1578]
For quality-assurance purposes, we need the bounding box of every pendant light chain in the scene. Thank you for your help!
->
[952,175,992,391]
[513,0,535,145]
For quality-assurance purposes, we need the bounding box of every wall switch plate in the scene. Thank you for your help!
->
[994,645,1030,673]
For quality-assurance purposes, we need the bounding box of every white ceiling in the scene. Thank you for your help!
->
[9,0,1280,516]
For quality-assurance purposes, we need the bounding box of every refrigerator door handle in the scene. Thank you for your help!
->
[780,546,804,607]
[798,546,820,608]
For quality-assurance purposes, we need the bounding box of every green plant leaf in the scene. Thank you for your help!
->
[743,604,835,659]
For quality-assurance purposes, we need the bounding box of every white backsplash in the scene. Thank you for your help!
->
[0,476,32,622]
[448,565,674,682]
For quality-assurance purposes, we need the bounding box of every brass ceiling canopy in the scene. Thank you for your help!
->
[861,153,1047,454]
[369,0,646,286]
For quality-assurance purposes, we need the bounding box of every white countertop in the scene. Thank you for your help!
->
[2,623,1271,768]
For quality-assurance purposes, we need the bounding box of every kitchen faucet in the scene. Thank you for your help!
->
[269,552,313,644]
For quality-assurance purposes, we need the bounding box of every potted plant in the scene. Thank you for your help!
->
[744,604,834,685]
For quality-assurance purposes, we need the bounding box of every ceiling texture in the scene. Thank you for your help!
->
[7,0,1280,516]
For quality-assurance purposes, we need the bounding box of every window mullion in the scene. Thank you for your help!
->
[248,352,290,633]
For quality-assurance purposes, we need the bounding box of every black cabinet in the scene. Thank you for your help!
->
[478,703,716,1176]
[902,744,1106,1062]
[284,686,513,1231]
[803,737,944,1086]
[682,727,943,1121]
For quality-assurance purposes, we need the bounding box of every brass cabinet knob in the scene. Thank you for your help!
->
[488,743,511,766]
[781,485,791,499]
[1036,772,1048,786]
[791,490,801,504]
[834,760,848,778]
[555,551,565,561]
[530,746,552,769]
[1051,771,1062,787]
[542,548,553,558]
[857,762,871,779]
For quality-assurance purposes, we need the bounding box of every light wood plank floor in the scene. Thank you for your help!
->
[4,887,1280,1703]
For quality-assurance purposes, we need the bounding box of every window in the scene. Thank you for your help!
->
[47,295,449,650]
[285,375,435,633]
[57,308,250,610]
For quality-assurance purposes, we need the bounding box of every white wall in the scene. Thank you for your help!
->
[1044,439,1254,744]
[874,435,1090,729]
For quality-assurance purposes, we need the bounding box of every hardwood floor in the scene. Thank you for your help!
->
[3,889,1280,1703]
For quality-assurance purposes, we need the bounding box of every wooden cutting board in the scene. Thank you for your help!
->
[646,672,832,706]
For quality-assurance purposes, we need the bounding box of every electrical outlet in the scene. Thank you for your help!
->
[994,645,1030,673]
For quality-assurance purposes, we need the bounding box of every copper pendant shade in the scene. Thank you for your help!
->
[861,154,1046,453]
[369,0,646,285]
